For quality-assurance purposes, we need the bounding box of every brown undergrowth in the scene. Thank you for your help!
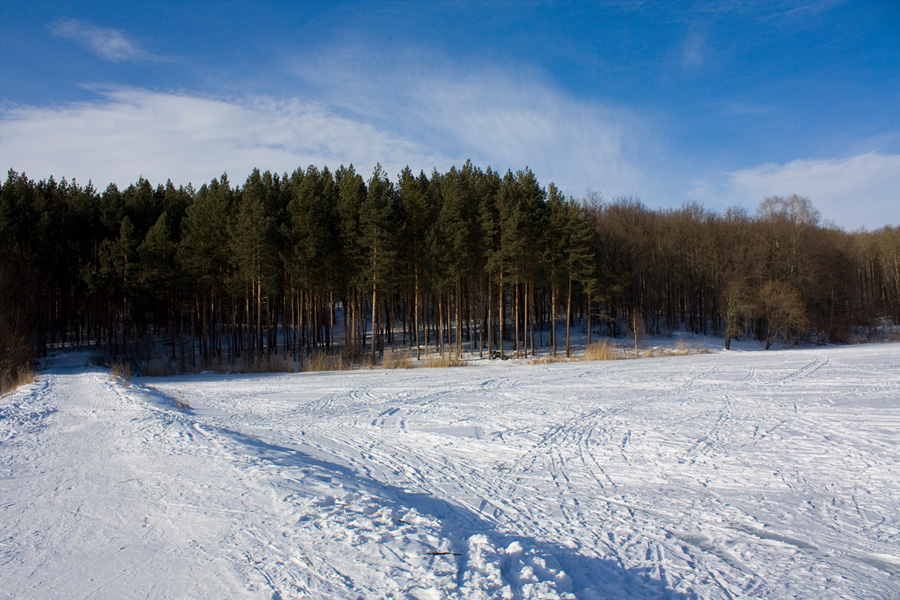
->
[0,366,36,396]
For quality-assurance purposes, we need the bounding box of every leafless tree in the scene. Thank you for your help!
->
[760,280,807,349]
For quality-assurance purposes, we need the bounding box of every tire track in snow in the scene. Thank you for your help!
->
[487,396,651,582]
[679,393,733,465]
[781,354,830,383]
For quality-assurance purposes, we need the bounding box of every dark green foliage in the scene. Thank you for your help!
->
[0,164,897,375]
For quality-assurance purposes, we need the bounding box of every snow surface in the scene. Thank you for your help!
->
[2,344,899,599]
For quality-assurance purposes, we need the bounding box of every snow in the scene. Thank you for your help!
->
[2,344,899,598]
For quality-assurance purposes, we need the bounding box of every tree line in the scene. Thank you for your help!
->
[2,163,899,381]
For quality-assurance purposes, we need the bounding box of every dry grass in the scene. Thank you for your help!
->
[308,354,325,372]
[307,353,348,372]
[246,353,295,374]
[136,337,716,379]
[658,339,711,357]
[109,362,133,382]
[684,340,712,355]
[143,351,298,376]
[382,348,413,369]
[1,366,36,396]
[530,356,573,365]
[173,390,191,411]
[421,355,468,368]
[280,355,296,372]
[583,339,619,361]
[576,338,712,363]
[637,340,712,358]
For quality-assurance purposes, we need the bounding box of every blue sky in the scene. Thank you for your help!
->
[1,1,898,229]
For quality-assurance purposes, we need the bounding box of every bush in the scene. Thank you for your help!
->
[110,362,132,382]
[0,365,35,396]
[307,352,347,372]
[421,355,468,368]
[173,391,191,411]
[584,340,618,361]
[382,348,413,369]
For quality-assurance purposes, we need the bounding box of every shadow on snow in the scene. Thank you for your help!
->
[215,423,694,600]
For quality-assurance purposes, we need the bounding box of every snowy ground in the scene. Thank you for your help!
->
[2,343,899,599]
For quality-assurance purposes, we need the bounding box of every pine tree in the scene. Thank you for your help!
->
[335,165,367,352]
[397,167,435,359]
[178,175,233,358]
[435,161,481,358]
[137,211,179,339]
[99,216,139,351]
[230,169,283,353]
[545,183,568,356]
[287,165,340,353]
[564,200,598,357]
[360,164,397,363]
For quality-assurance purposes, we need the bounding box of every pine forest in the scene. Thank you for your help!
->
[2,163,899,383]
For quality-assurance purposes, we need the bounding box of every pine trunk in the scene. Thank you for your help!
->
[587,290,592,348]
[414,269,421,360]
[515,283,520,358]
[371,277,378,365]
[565,274,572,358]
[551,271,557,357]
[498,269,505,359]
[456,279,462,359]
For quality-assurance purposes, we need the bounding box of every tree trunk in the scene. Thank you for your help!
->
[551,271,557,357]
[371,267,378,365]
[414,269,421,360]
[514,282,520,358]
[498,269,505,359]
[256,276,262,353]
[486,273,493,359]
[587,290,592,349]
[456,279,463,359]
[565,274,572,358]
[528,282,536,357]
[437,292,444,358]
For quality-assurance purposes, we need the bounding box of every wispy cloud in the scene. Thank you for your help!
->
[0,88,450,188]
[725,153,900,229]
[410,74,651,196]
[709,101,776,116]
[289,50,656,198]
[0,47,659,200]
[50,19,160,63]
[681,27,707,69]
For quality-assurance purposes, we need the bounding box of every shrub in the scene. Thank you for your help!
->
[421,355,468,368]
[0,366,35,396]
[173,392,191,411]
[110,362,132,382]
[306,352,347,372]
[584,340,618,361]
[382,348,413,369]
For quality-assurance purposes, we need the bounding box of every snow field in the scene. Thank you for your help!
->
[2,344,899,598]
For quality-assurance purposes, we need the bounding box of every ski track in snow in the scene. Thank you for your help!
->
[2,345,900,598]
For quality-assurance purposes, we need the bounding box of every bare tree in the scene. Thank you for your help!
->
[760,280,807,349]
[721,280,756,350]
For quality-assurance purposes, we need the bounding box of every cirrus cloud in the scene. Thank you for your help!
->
[50,19,162,63]
[726,152,900,230]
[0,59,659,200]
[289,49,657,198]
[0,88,451,188]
